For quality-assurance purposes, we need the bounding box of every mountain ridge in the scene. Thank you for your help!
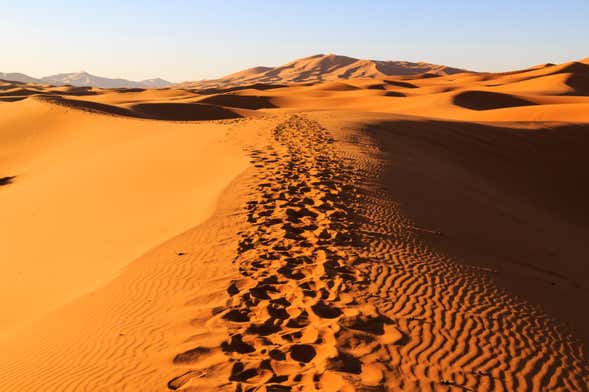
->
[0,71,173,89]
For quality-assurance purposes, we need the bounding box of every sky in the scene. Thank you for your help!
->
[2,0,588,82]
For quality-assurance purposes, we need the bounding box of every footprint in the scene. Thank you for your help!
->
[289,344,316,363]
[173,346,212,364]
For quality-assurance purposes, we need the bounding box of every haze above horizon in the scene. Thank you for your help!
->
[2,0,588,82]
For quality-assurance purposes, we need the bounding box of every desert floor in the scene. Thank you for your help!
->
[0,59,588,391]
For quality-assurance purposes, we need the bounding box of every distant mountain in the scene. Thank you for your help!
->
[40,71,173,89]
[0,71,172,89]
[0,72,42,84]
[178,54,470,89]
[138,77,173,88]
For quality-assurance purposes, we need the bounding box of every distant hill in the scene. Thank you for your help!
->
[40,72,173,88]
[0,71,172,89]
[0,72,42,84]
[177,54,469,89]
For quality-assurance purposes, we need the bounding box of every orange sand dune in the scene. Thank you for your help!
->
[0,97,248,336]
[0,56,588,391]
[178,53,468,89]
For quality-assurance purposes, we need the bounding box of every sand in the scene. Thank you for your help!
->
[0,98,249,337]
[177,54,467,90]
[0,56,588,391]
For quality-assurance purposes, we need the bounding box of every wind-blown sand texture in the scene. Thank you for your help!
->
[0,56,588,391]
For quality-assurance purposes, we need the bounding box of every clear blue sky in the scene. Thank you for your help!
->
[2,0,588,82]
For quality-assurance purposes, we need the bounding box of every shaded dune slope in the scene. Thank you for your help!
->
[346,116,589,333]
[131,102,241,120]
[40,96,242,121]
[198,94,277,109]
[452,91,537,110]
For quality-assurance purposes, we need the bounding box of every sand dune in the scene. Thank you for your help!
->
[0,97,248,336]
[198,94,277,110]
[179,53,468,89]
[452,90,537,110]
[41,95,242,121]
[0,56,588,391]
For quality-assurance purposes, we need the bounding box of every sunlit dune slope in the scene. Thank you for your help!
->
[0,97,248,335]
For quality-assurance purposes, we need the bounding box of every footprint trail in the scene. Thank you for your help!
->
[168,115,588,391]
